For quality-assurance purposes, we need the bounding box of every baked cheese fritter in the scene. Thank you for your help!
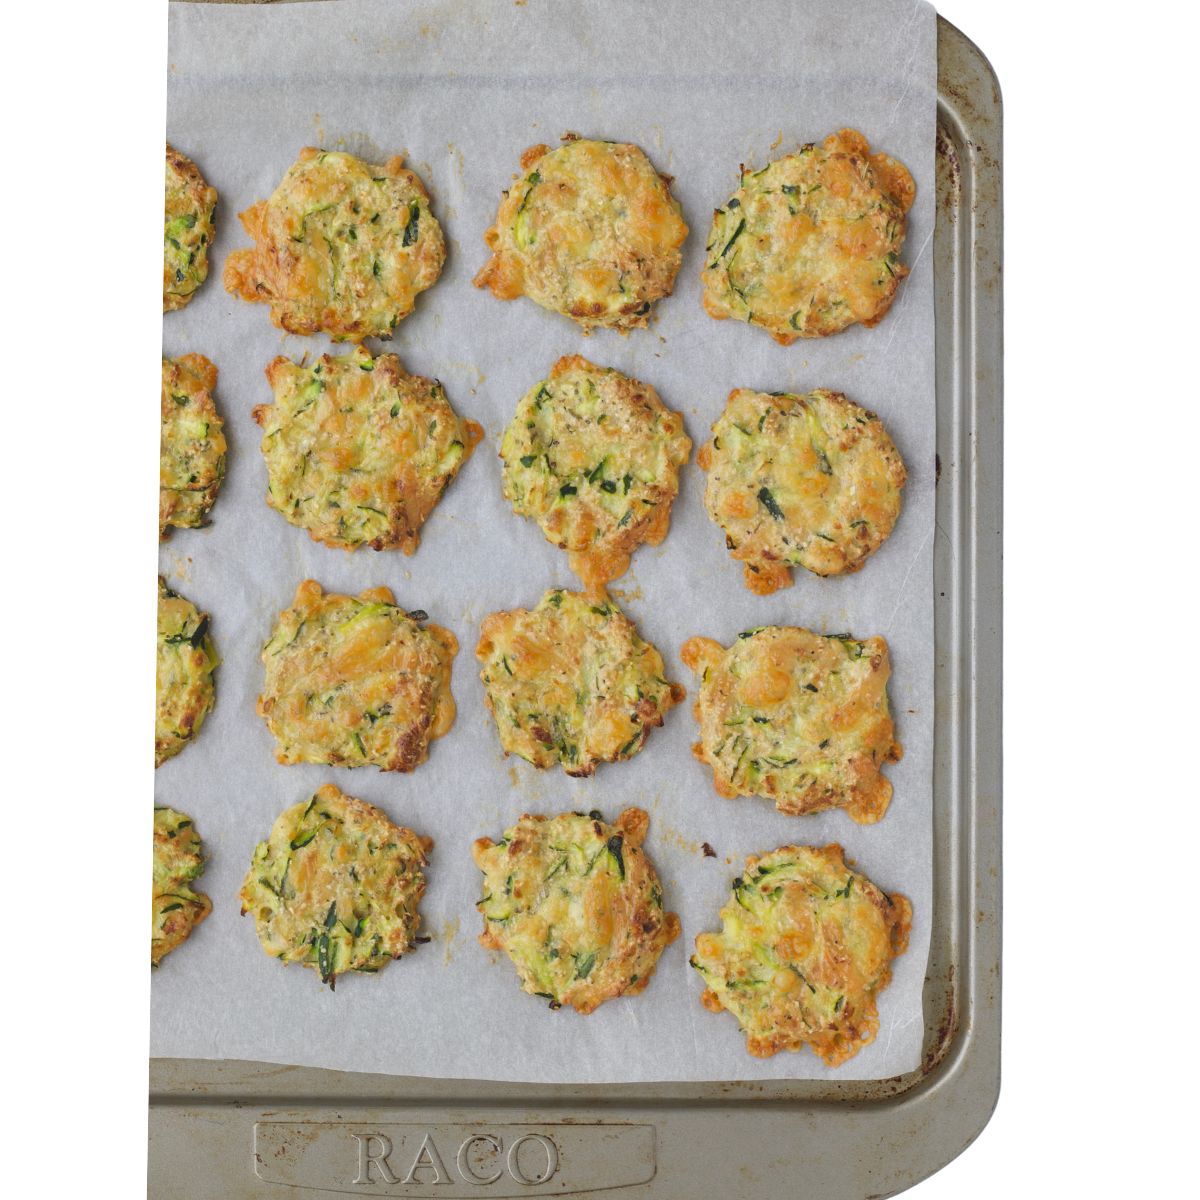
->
[152,806,212,966]
[240,783,432,987]
[691,844,911,1065]
[681,626,900,823]
[473,808,680,1013]
[160,354,227,539]
[499,355,691,591]
[701,129,915,342]
[698,388,906,593]
[164,143,217,313]
[474,136,688,332]
[156,577,218,767]
[476,589,684,777]
[224,148,445,341]
[258,580,457,772]
[255,346,483,553]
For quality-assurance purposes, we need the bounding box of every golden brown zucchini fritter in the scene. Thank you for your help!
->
[473,808,679,1013]
[499,355,691,592]
[258,580,457,772]
[691,844,911,1065]
[476,589,683,776]
[224,148,445,341]
[698,388,905,593]
[160,354,226,539]
[164,143,217,313]
[701,129,915,342]
[152,806,212,966]
[156,577,217,767]
[475,136,688,332]
[255,346,482,553]
[240,783,432,987]
[681,626,901,823]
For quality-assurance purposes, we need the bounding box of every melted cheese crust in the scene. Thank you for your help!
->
[477,589,684,777]
[698,388,905,593]
[160,354,227,539]
[701,129,915,342]
[164,143,217,313]
[691,844,910,1065]
[152,807,212,966]
[473,808,680,1014]
[156,577,217,767]
[681,626,901,823]
[240,783,431,986]
[474,137,688,332]
[255,346,483,553]
[258,580,457,772]
[224,148,445,341]
[500,355,691,591]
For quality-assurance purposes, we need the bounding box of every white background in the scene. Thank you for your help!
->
[4,0,1196,1194]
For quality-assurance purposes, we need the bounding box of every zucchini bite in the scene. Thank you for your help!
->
[473,808,680,1014]
[697,387,906,593]
[255,346,482,553]
[474,135,688,332]
[681,626,901,824]
[240,784,432,988]
[258,580,457,772]
[476,589,684,777]
[224,148,445,341]
[691,844,910,1065]
[156,577,218,767]
[499,355,691,592]
[160,354,226,539]
[164,143,216,313]
[701,129,915,342]
[152,806,212,966]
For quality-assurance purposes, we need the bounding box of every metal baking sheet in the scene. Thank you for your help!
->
[157,0,937,1085]
[152,5,1001,1197]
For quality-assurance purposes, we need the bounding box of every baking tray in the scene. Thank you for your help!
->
[150,9,1001,1197]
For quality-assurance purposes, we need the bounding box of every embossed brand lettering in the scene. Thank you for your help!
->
[456,1136,502,1186]
[255,1120,655,1194]
[352,1134,401,1186]
[349,1131,561,1188]
[402,1134,453,1186]
[506,1135,558,1186]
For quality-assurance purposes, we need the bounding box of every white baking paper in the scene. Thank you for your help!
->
[156,0,937,1082]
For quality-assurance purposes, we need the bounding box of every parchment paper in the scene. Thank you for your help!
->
[156,0,937,1082]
